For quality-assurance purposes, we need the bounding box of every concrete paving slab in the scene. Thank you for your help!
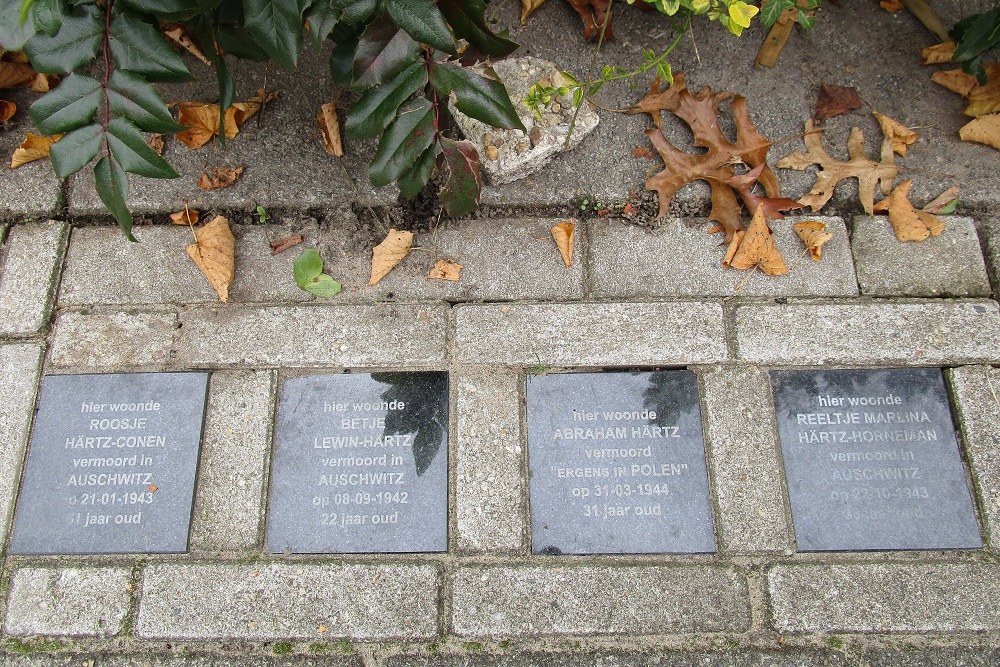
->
[49,308,178,370]
[735,301,1000,366]
[451,565,748,637]
[947,365,1000,546]
[589,216,858,298]
[700,366,791,555]
[0,90,61,220]
[852,216,991,297]
[189,370,275,554]
[980,217,1000,293]
[175,304,448,367]
[768,563,1000,632]
[4,567,132,637]
[454,301,727,366]
[0,343,43,551]
[454,366,526,554]
[137,563,439,639]
[0,220,69,336]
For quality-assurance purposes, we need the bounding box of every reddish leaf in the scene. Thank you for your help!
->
[439,137,483,216]
[815,83,862,121]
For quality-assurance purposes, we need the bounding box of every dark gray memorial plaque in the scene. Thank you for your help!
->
[10,372,209,555]
[527,370,715,554]
[266,372,448,553]
[772,368,982,551]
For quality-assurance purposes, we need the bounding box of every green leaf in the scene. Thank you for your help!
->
[293,248,324,286]
[0,0,37,50]
[29,73,101,135]
[337,0,380,24]
[243,0,303,69]
[369,96,435,187]
[759,0,791,27]
[385,0,455,54]
[345,60,427,139]
[109,13,192,82]
[23,4,101,74]
[438,137,481,216]
[429,62,525,131]
[94,155,136,241]
[216,24,272,60]
[437,0,517,57]
[329,38,358,84]
[397,142,440,198]
[306,0,340,43]
[106,117,180,179]
[939,198,959,215]
[119,0,220,21]
[32,0,62,36]
[303,273,342,297]
[353,18,421,88]
[49,123,102,178]
[107,70,186,134]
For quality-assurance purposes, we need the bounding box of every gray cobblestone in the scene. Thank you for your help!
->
[189,370,275,554]
[735,301,1000,365]
[137,563,439,640]
[768,563,1000,632]
[947,365,1000,546]
[454,302,727,366]
[589,217,858,298]
[0,115,61,218]
[4,567,132,637]
[700,367,791,554]
[59,224,318,306]
[175,304,448,367]
[851,216,991,297]
[0,344,43,551]
[0,221,68,336]
[454,366,526,554]
[451,565,748,637]
[49,309,178,370]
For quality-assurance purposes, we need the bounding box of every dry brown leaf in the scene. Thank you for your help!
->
[147,484,158,493]
[725,206,788,275]
[162,24,212,66]
[169,208,200,225]
[627,73,799,240]
[922,185,960,213]
[879,0,903,12]
[428,259,463,281]
[369,229,414,285]
[0,99,14,123]
[198,165,244,190]
[879,180,945,242]
[174,91,277,148]
[872,111,918,156]
[792,220,833,260]
[722,230,745,267]
[10,132,61,168]
[270,234,304,255]
[317,103,343,157]
[921,41,956,65]
[0,60,35,88]
[959,113,1000,150]
[565,0,614,39]
[815,83,862,121]
[29,73,59,92]
[777,120,897,214]
[963,66,1000,118]
[147,133,165,155]
[931,68,979,97]
[521,0,547,23]
[550,221,575,267]
[185,215,235,302]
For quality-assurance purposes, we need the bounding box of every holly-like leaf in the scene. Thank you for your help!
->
[385,0,455,54]
[23,4,102,74]
[109,12,192,82]
[339,0,380,24]
[430,62,525,131]
[305,0,340,43]
[243,0,302,69]
[119,0,218,21]
[107,70,185,134]
[106,117,179,179]
[353,19,421,88]
[397,143,440,198]
[345,60,427,139]
[0,2,38,50]
[94,155,135,241]
[438,0,517,57]
[31,0,62,36]
[49,122,102,178]
[29,72,101,135]
[439,137,481,216]
[369,96,435,187]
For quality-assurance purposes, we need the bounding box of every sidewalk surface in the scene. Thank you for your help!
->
[1,1,999,666]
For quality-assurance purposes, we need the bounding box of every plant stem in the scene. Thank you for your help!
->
[101,0,115,156]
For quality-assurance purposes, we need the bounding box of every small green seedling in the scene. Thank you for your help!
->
[255,205,270,224]
[293,249,342,298]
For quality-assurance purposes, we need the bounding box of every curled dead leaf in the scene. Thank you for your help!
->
[959,113,1000,150]
[724,206,788,275]
[815,83,862,122]
[163,24,212,66]
[0,99,14,123]
[428,259,463,281]
[878,180,945,242]
[879,0,903,11]
[792,220,833,261]
[147,133,165,155]
[270,234,304,255]
[931,68,979,97]
[29,73,59,92]
[521,0,546,23]
[0,60,35,88]
[872,111,918,156]
[198,165,244,190]
[169,208,200,225]
[369,229,414,285]
[175,91,278,149]
[551,221,575,267]
[10,132,62,168]
[317,102,343,157]
[921,41,956,65]
[186,215,236,302]
[922,186,960,214]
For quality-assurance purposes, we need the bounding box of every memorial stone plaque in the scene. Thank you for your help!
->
[527,370,715,554]
[772,368,982,551]
[10,372,209,555]
[266,372,448,553]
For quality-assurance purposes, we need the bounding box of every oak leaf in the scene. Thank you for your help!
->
[551,221,575,267]
[777,120,897,214]
[959,113,1000,151]
[815,83,862,121]
[792,220,833,260]
[872,112,918,156]
[186,215,236,302]
[428,259,463,281]
[875,180,944,242]
[369,229,414,285]
[198,166,244,190]
[10,132,62,168]
[627,74,798,240]
[317,103,343,157]
[723,206,788,275]
[921,41,956,65]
